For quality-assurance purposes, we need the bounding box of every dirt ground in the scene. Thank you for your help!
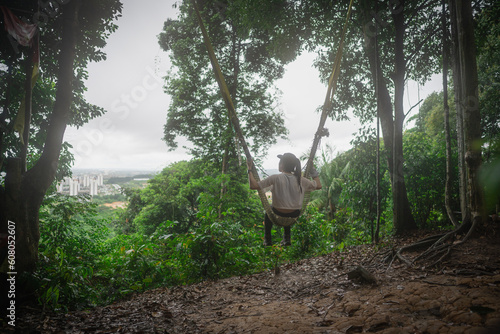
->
[11,222,500,333]
[102,202,128,209]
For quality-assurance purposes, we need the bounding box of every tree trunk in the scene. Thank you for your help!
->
[362,0,416,234]
[218,25,240,218]
[1,0,81,273]
[449,0,469,223]
[375,114,381,243]
[21,53,33,173]
[374,1,381,242]
[391,0,417,233]
[363,29,394,176]
[219,127,230,218]
[443,0,459,227]
[454,0,483,225]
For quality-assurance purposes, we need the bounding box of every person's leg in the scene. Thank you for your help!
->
[264,213,273,246]
[281,226,291,246]
[272,208,300,246]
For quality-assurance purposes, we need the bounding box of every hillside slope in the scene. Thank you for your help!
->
[15,222,500,333]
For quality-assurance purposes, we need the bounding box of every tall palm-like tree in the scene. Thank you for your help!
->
[308,148,350,220]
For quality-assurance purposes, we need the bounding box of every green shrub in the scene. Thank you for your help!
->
[36,194,109,310]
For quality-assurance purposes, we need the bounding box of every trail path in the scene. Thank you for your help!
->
[16,223,500,333]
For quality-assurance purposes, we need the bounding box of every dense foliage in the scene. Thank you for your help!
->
[34,175,349,310]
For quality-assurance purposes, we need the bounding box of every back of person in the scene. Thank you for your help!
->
[247,152,322,246]
[259,173,317,211]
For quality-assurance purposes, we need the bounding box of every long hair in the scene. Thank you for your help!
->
[279,153,302,192]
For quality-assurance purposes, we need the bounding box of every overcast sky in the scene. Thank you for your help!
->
[64,0,441,172]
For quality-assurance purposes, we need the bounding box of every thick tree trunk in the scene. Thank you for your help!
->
[1,0,81,273]
[449,0,469,223]
[391,0,417,233]
[454,0,483,224]
[363,31,394,175]
[443,0,459,227]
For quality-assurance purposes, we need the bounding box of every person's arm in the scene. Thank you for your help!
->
[310,166,322,190]
[247,159,261,190]
[313,176,322,190]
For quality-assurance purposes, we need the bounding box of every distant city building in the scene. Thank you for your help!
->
[57,174,107,197]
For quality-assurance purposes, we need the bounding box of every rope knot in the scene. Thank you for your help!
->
[319,127,329,138]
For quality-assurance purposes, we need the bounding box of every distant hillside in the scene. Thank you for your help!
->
[73,169,157,177]
[106,174,153,185]
[263,169,279,176]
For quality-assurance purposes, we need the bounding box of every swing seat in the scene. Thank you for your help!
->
[258,190,305,227]
[270,215,297,227]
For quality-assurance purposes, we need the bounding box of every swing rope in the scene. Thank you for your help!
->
[301,0,354,212]
[192,0,354,226]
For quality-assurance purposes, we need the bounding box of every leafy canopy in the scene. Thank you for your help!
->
[158,0,288,165]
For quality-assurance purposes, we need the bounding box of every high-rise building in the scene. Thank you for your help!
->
[57,174,102,196]
[89,178,98,196]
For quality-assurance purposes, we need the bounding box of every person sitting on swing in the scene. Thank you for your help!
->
[247,153,322,246]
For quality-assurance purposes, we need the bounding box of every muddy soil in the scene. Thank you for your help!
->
[11,222,500,333]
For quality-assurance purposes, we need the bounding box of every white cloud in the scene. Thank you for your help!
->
[64,0,184,171]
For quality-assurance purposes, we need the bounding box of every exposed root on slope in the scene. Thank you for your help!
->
[384,216,483,270]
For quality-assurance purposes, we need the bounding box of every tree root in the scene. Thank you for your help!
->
[335,265,377,284]
[347,265,377,284]
[385,216,481,270]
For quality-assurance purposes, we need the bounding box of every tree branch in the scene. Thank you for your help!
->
[406,0,441,27]
[25,0,81,194]
[406,26,441,66]
[404,98,423,120]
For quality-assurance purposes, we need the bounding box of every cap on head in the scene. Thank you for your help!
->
[277,153,298,172]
